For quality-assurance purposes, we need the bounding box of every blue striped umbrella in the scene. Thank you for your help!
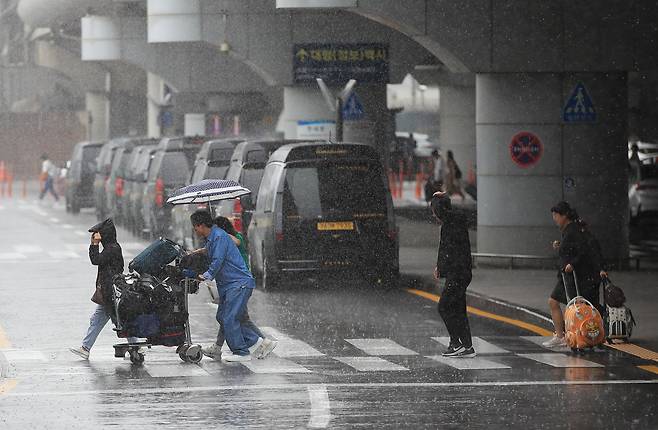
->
[166,179,251,205]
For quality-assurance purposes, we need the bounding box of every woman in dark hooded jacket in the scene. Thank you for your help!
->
[70,218,137,359]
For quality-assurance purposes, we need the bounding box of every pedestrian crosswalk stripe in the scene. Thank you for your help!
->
[261,327,325,358]
[144,363,210,378]
[432,337,511,354]
[47,251,80,259]
[345,339,418,356]
[0,253,26,260]
[426,355,511,370]
[1,350,47,362]
[74,231,87,237]
[517,353,604,368]
[14,245,43,254]
[61,224,74,229]
[334,356,408,372]
[122,242,146,251]
[240,357,312,374]
[522,336,574,353]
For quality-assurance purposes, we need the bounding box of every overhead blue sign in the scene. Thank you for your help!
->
[563,82,596,122]
[342,92,365,121]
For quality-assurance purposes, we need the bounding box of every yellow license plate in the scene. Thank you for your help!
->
[317,221,354,231]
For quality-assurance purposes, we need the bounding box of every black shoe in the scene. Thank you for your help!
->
[453,346,476,358]
[442,344,465,357]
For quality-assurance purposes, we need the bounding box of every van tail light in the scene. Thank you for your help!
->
[155,177,164,208]
[636,183,657,191]
[386,229,398,242]
[276,232,284,242]
[232,198,243,232]
[115,178,124,197]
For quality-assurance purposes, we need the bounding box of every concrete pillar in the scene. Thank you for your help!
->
[81,15,121,61]
[85,92,109,141]
[476,72,629,262]
[147,0,201,43]
[147,72,165,138]
[439,85,475,179]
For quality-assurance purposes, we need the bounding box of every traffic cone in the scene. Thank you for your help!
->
[0,161,5,198]
[6,169,12,198]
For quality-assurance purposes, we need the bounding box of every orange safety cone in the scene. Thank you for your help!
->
[415,173,422,200]
[6,169,12,198]
[0,161,5,198]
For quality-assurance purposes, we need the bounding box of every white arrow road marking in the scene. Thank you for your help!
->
[307,384,331,429]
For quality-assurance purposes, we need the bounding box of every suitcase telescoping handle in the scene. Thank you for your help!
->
[561,269,580,302]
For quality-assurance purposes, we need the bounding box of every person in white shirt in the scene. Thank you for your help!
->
[39,154,59,201]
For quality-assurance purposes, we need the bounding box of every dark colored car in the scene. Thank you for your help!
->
[170,137,246,248]
[214,139,309,237]
[121,139,160,231]
[247,142,399,288]
[93,137,132,220]
[65,141,103,213]
[142,136,207,239]
[127,144,158,237]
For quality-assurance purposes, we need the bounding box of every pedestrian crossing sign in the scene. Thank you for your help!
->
[342,92,365,121]
[563,82,596,122]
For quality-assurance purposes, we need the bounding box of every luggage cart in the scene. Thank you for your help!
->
[112,276,203,365]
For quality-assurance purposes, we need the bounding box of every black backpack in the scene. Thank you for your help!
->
[604,279,626,308]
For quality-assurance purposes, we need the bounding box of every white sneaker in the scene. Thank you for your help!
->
[202,343,222,360]
[542,335,566,348]
[256,338,278,359]
[70,346,90,360]
[222,353,252,362]
[248,337,264,355]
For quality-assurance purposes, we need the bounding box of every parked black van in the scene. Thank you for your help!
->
[170,137,246,248]
[247,142,399,288]
[215,139,309,236]
[65,141,103,213]
[142,136,207,239]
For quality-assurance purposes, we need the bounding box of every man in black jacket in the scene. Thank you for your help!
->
[431,192,475,358]
[71,218,137,359]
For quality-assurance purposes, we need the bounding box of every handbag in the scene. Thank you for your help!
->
[91,286,104,305]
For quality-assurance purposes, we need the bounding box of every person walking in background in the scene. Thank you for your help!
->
[70,218,138,359]
[39,153,60,201]
[445,150,465,201]
[425,150,445,202]
[543,201,605,348]
[431,192,475,358]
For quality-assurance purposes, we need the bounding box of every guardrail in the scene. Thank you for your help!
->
[471,253,658,271]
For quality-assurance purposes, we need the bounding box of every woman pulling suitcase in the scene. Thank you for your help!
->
[543,201,606,348]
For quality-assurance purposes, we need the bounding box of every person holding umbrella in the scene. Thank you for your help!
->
[189,210,276,362]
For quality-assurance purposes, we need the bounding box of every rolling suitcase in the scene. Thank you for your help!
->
[128,238,184,275]
[562,271,605,351]
[602,278,636,343]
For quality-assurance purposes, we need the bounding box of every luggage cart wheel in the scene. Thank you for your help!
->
[129,349,145,365]
[178,344,191,362]
[114,345,128,358]
[186,344,202,364]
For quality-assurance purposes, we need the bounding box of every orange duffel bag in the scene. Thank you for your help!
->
[562,272,605,350]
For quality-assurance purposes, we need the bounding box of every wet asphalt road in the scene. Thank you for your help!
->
[0,200,657,429]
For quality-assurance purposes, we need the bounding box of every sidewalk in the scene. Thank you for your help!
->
[400,246,658,352]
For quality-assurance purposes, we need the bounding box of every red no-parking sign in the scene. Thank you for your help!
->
[510,131,543,168]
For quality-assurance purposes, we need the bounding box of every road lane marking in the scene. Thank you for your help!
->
[607,343,658,362]
[407,288,553,337]
[61,224,74,229]
[426,355,511,370]
[638,365,658,375]
[308,385,331,429]
[47,251,80,259]
[6,379,658,398]
[239,357,312,374]
[333,356,408,371]
[345,338,418,356]
[261,327,325,358]
[0,379,18,395]
[74,231,87,237]
[517,353,604,368]
[522,336,572,353]
[432,337,511,354]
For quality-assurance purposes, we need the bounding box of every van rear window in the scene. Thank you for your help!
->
[283,162,386,219]
[160,151,196,184]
